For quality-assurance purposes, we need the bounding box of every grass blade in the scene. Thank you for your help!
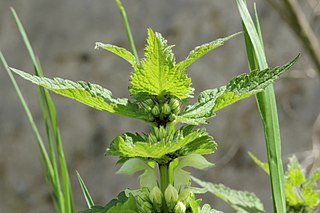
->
[236,1,287,212]
[10,8,75,213]
[0,52,61,209]
[76,171,95,209]
[115,0,140,64]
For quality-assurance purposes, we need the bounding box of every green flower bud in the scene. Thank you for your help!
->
[174,201,186,213]
[159,126,167,140]
[168,114,176,122]
[164,184,179,210]
[149,186,163,206]
[179,189,192,205]
[140,201,153,213]
[148,134,158,144]
[169,98,180,113]
[151,105,160,116]
[162,103,171,115]
[137,188,150,205]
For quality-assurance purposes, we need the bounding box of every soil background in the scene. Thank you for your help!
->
[0,0,319,212]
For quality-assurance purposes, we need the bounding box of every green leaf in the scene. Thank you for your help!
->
[76,171,94,209]
[176,32,241,73]
[116,158,157,189]
[191,176,266,213]
[95,42,136,65]
[286,156,306,186]
[11,68,152,122]
[248,152,269,174]
[173,154,213,189]
[306,169,320,187]
[200,204,224,213]
[80,192,138,213]
[177,55,299,125]
[302,186,319,208]
[129,28,192,99]
[106,126,216,163]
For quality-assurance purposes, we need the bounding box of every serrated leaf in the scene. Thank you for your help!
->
[286,156,306,186]
[95,42,136,65]
[200,204,224,213]
[306,169,320,187]
[129,28,192,99]
[176,32,241,73]
[302,186,319,208]
[177,55,299,125]
[11,68,152,122]
[191,176,266,213]
[117,158,157,189]
[248,152,269,174]
[80,192,138,213]
[105,193,138,213]
[285,181,303,207]
[173,154,213,189]
[106,126,216,163]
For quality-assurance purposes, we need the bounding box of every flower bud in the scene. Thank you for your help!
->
[140,201,153,213]
[169,98,180,113]
[149,186,163,206]
[168,114,176,122]
[151,105,160,116]
[174,201,186,213]
[158,126,167,140]
[162,103,171,115]
[148,134,158,144]
[178,189,191,205]
[164,184,178,210]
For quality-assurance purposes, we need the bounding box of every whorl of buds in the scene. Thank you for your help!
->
[149,186,163,211]
[164,184,179,210]
[174,201,187,213]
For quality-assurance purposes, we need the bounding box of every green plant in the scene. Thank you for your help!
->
[1,0,309,212]
[249,153,320,213]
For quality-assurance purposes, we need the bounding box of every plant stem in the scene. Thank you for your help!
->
[115,0,140,64]
[159,164,169,213]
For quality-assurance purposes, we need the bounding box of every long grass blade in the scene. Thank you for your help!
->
[115,0,140,64]
[11,8,75,213]
[236,1,287,212]
[0,52,61,209]
[76,171,95,209]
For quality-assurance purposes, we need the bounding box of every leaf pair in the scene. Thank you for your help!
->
[106,126,217,163]
[97,28,240,100]
[11,29,298,126]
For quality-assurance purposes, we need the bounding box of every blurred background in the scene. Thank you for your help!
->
[0,0,319,212]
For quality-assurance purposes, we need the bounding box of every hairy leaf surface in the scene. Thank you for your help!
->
[106,126,216,162]
[200,204,224,213]
[176,32,241,73]
[177,55,299,125]
[129,28,192,99]
[80,192,138,213]
[191,176,265,213]
[95,42,136,65]
[12,68,152,122]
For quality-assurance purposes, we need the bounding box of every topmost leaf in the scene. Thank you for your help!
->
[129,28,191,99]
[129,28,238,100]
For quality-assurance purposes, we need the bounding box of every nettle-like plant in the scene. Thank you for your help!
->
[3,0,317,213]
[249,153,320,213]
[11,21,298,213]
